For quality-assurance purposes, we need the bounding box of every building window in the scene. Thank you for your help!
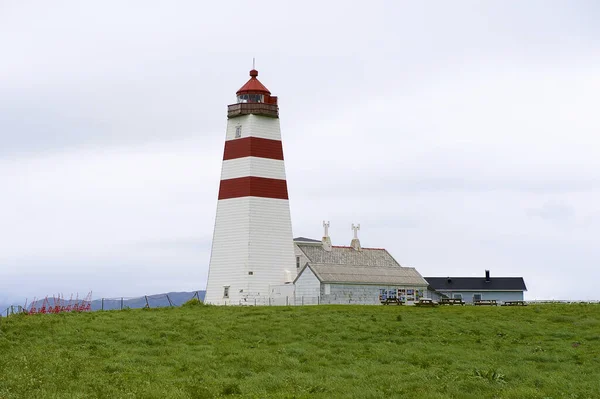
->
[398,288,406,301]
[453,293,462,300]
[248,271,253,275]
[296,256,300,269]
[324,284,331,295]
[235,126,242,138]
[473,293,482,302]
[223,286,230,298]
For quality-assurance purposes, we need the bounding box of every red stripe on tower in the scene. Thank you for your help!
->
[223,137,284,161]
[218,176,289,200]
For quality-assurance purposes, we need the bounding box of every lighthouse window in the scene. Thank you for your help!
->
[235,126,242,138]
[237,94,264,103]
[249,94,263,103]
[223,286,230,299]
[296,256,300,269]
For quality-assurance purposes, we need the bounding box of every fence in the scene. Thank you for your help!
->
[226,297,600,306]
[525,300,600,304]
[234,295,378,306]
[3,305,25,317]
[1,293,379,316]
[4,295,600,318]
[93,291,203,311]
[1,291,204,318]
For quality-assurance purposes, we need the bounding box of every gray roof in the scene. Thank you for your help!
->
[293,237,321,243]
[296,243,401,267]
[307,263,427,286]
[294,242,428,286]
[425,277,527,291]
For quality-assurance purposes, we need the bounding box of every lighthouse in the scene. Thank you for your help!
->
[204,68,296,305]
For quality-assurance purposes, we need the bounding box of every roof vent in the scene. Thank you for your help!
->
[350,223,361,251]
[485,270,490,282]
[322,221,332,251]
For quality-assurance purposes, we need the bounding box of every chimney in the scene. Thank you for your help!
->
[350,223,361,251]
[485,270,490,282]
[322,221,332,251]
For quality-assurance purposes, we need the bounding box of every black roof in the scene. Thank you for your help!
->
[293,237,321,243]
[424,277,527,291]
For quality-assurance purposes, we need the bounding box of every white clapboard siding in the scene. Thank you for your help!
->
[294,266,321,299]
[205,197,296,305]
[205,110,296,306]
[220,157,287,181]
[225,114,282,141]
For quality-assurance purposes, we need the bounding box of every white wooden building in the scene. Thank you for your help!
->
[293,224,429,305]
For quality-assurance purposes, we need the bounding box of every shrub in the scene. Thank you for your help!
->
[182,298,206,307]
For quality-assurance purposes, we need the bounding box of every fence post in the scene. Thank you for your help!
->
[317,296,320,305]
[269,297,271,306]
[101,298,104,311]
[120,297,124,310]
[286,296,289,306]
[254,298,257,306]
[302,296,304,306]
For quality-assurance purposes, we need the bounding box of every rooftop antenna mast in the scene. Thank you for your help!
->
[253,57,255,69]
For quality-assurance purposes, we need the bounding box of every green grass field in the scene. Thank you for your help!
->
[1,302,599,398]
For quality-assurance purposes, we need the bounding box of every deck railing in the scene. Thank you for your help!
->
[227,102,278,118]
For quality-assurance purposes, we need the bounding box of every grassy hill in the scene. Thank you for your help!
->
[0,303,599,399]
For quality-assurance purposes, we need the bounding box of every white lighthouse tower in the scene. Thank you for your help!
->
[204,68,296,305]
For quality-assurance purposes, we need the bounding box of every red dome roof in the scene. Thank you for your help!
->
[236,69,271,95]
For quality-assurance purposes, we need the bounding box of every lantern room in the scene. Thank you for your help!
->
[228,69,279,119]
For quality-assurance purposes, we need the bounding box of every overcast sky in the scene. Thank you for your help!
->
[1,1,599,306]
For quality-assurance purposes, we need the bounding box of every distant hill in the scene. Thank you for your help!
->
[2,290,205,315]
